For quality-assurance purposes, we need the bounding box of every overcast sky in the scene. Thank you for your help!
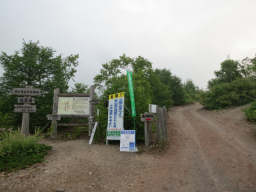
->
[1,0,256,88]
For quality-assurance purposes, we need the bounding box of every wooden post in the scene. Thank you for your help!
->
[157,107,166,144]
[148,120,152,145]
[156,107,162,143]
[141,113,153,146]
[21,112,29,136]
[51,88,59,138]
[144,121,149,146]
[89,85,95,136]
[163,106,168,142]
[11,86,41,136]
[144,121,152,146]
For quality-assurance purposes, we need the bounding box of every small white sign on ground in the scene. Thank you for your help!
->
[89,122,98,145]
[120,130,137,152]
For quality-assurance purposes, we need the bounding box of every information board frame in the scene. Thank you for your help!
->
[47,86,96,138]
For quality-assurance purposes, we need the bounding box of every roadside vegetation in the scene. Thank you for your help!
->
[0,131,51,172]
[200,57,256,122]
[94,55,201,141]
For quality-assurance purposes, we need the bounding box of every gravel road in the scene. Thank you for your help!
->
[1,104,256,192]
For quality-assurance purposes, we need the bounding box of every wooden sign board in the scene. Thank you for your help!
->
[14,104,36,113]
[17,97,35,104]
[11,88,42,96]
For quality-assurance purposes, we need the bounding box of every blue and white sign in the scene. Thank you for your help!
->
[120,130,136,152]
[107,92,125,140]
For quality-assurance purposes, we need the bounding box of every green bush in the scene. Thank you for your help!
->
[201,78,256,109]
[0,131,52,172]
[245,101,256,122]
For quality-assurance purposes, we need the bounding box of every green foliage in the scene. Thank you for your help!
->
[202,56,256,110]
[245,101,256,122]
[150,71,173,108]
[0,40,79,130]
[201,78,256,109]
[154,69,188,106]
[183,80,201,103]
[0,131,52,172]
[94,55,197,141]
[0,111,16,129]
[208,59,242,88]
[94,55,154,140]
[71,83,89,94]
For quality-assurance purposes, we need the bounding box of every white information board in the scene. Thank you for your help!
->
[57,97,90,115]
[120,130,136,152]
[107,92,125,140]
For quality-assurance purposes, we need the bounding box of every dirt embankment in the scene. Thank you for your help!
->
[1,104,256,192]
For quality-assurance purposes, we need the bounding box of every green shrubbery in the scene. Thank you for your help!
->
[201,57,256,111]
[0,131,51,172]
[245,101,256,122]
[201,79,256,109]
[94,55,200,141]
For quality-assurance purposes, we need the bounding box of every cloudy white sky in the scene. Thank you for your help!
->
[1,0,256,88]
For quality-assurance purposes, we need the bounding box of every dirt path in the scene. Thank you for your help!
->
[1,104,256,192]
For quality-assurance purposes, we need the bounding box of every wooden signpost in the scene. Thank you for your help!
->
[141,112,154,146]
[11,86,42,136]
[47,86,96,138]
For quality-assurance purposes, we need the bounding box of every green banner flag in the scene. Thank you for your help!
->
[127,71,136,117]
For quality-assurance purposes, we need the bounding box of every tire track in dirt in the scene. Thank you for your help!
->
[181,104,256,192]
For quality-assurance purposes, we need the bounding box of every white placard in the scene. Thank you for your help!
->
[120,130,136,152]
[57,97,90,115]
[149,104,157,113]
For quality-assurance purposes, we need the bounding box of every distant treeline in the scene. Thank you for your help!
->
[199,57,256,122]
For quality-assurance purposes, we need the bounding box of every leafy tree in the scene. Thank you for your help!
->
[94,55,153,140]
[94,55,194,141]
[71,83,89,94]
[183,80,200,103]
[149,71,173,108]
[202,56,256,110]
[201,78,256,109]
[208,59,242,88]
[154,69,186,106]
[240,56,256,79]
[0,41,79,130]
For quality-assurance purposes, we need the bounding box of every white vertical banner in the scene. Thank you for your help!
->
[107,92,125,140]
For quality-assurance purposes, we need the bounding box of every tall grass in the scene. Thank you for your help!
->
[0,131,51,172]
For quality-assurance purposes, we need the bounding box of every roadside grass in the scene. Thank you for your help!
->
[0,131,52,172]
[244,101,256,122]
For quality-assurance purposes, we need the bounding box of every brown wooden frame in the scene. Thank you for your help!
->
[48,86,96,138]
